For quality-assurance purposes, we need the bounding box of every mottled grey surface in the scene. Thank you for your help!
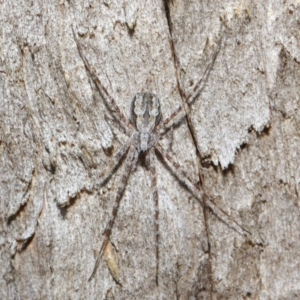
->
[1,0,300,299]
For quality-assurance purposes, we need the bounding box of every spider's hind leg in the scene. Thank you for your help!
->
[156,37,223,138]
[72,27,134,136]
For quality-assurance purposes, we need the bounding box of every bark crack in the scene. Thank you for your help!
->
[162,1,214,297]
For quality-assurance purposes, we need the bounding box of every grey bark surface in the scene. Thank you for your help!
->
[1,0,300,299]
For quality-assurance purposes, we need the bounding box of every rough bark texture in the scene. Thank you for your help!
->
[1,0,300,299]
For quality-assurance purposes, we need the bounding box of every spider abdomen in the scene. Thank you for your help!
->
[131,92,161,152]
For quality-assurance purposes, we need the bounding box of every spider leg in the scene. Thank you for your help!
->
[72,27,134,136]
[186,38,222,105]
[89,146,138,281]
[157,39,222,138]
[98,142,131,187]
[148,148,160,285]
[104,114,131,138]
[155,143,251,236]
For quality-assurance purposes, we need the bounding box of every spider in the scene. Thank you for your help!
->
[72,29,249,285]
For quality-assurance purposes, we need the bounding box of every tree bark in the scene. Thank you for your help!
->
[1,0,300,299]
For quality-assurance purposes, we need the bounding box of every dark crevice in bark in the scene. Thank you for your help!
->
[7,172,34,224]
[7,201,28,225]
[17,232,35,251]
[162,1,214,297]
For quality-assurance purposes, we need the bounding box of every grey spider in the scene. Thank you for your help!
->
[72,29,249,285]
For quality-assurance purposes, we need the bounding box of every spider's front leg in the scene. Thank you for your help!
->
[148,148,160,286]
[98,142,131,187]
[89,146,139,281]
[155,143,251,237]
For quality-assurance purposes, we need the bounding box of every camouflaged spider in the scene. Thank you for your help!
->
[72,29,249,285]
